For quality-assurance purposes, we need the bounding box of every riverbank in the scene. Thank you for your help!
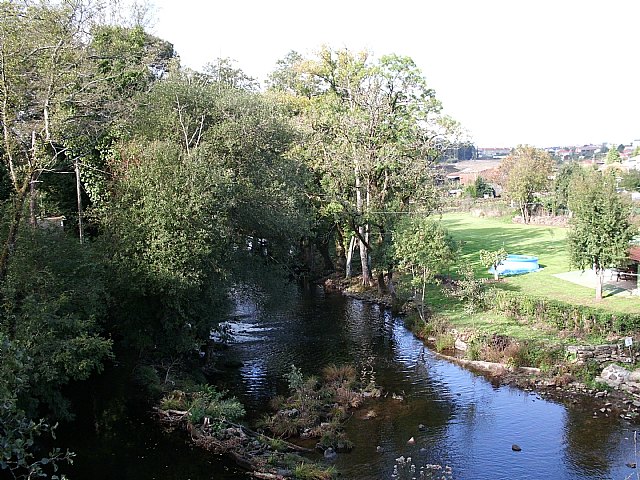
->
[325,273,640,425]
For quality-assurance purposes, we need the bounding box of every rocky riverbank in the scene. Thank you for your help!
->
[322,274,640,426]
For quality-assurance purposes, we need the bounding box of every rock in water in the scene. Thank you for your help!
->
[626,462,637,468]
[407,437,416,445]
[512,444,522,452]
[418,424,426,431]
[324,447,337,460]
[376,446,384,453]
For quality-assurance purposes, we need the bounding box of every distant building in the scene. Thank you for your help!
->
[477,147,511,159]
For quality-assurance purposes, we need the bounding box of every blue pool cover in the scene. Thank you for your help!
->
[489,254,541,276]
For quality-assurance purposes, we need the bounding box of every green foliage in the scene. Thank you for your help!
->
[160,386,244,430]
[285,365,306,392]
[270,47,451,283]
[448,264,486,313]
[606,147,622,164]
[0,333,76,479]
[620,169,640,192]
[92,74,311,355]
[485,290,640,334]
[394,217,457,320]
[567,170,636,298]
[553,162,581,214]
[467,176,493,198]
[571,360,603,387]
[434,333,455,352]
[499,145,554,222]
[479,248,507,280]
[1,229,111,417]
[293,462,337,480]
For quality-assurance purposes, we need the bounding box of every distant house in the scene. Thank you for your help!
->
[445,159,503,196]
[477,147,511,159]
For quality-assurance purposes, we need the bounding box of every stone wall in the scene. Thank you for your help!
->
[512,215,569,226]
[566,343,639,365]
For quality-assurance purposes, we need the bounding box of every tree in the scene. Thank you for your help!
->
[95,72,310,356]
[499,145,553,223]
[619,169,640,191]
[0,1,173,284]
[606,147,622,164]
[467,176,493,198]
[567,170,636,300]
[202,57,258,91]
[393,218,457,322]
[270,47,453,287]
[479,248,507,280]
[552,162,581,215]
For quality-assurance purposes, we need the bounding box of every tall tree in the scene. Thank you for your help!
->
[499,145,553,223]
[552,161,581,215]
[567,170,636,300]
[606,146,622,164]
[270,47,452,286]
[95,72,310,355]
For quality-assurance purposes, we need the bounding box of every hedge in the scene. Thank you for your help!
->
[484,290,640,335]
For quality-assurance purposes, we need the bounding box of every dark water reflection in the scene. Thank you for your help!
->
[60,283,638,479]
[219,284,638,480]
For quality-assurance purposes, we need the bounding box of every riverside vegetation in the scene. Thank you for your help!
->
[2,1,639,478]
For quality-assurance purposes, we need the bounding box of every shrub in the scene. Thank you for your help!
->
[484,290,640,334]
[293,463,336,480]
[322,364,356,386]
[435,334,455,352]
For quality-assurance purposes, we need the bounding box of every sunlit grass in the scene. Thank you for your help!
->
[439,212,640,314]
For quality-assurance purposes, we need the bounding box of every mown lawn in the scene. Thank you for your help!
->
[439,212,640,315]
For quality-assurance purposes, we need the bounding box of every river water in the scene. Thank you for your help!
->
[61,283,638,479]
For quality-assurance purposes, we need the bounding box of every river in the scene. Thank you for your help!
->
[60,283,638,479]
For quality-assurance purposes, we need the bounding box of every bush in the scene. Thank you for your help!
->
[160,385,244,430]
[484,290,640,334]
[322,364,356,387]
[435,334,455,352]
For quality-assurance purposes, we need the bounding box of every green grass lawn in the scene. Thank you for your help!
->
[439,212,640,314]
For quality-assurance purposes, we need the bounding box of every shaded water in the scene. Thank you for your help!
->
[219,285,638,480]
[61,283,638,479]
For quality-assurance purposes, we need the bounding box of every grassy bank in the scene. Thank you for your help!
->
[440,212,640,314]
[386,212,640,369]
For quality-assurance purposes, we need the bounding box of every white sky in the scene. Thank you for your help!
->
[151,0,639,148]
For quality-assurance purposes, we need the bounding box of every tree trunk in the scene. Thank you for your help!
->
[358,229,372,286]
[354,158,371,286]
[0,181,29,287]
[595,270,604,301]
[377,270,387,295]
[521,203,528,223]
[75,159,84,244]
[345,235,356,278]
[335,225,346,275]
[317,234,333,273]
[29,175,37,227]
[386,270,400,314]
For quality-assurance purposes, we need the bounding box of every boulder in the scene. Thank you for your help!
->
[454,338,468,351]
[323,447,337,460]
[598,364,630,388]
[628,369,640,383]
